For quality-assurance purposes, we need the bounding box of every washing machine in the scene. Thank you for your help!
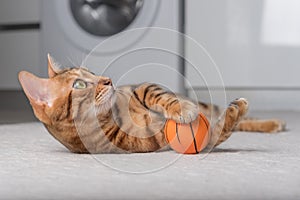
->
[41,0,184,93]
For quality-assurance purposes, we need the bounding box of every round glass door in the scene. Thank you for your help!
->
[70,0,144,36]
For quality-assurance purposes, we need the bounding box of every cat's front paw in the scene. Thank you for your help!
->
[167,99,199,124]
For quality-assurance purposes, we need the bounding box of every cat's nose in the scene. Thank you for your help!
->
[99,78,112,86]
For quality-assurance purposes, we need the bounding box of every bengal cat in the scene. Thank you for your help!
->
[18,55,286,153]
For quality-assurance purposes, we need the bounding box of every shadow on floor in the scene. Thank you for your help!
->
[208,148,268,153]
[0,110,37,124]
[0,91,37,124]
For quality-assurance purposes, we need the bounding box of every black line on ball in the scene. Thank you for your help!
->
[189,123,199,153]
[200,114,209,128]
[176,123,181,144]
[200,114,211,140]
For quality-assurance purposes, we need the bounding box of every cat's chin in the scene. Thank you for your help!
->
[95,89,114,114]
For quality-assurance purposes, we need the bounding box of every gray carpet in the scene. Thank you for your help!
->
[0,111,300,200]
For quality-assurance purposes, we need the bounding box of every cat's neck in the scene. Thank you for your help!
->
[97,109,113,122]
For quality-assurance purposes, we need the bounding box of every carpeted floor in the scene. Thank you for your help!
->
[0,111,300,200]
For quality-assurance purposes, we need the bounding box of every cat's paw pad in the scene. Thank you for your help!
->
[230,98,249,118]
[168,100,199,124]
[224,98,249,128]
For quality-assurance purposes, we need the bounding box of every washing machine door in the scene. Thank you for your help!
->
[70,0,143,37]
[53,0,159,55]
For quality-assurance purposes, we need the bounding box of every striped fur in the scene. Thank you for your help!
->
[18,62,286,153]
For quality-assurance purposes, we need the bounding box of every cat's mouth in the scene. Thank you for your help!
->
[95,87,114,106]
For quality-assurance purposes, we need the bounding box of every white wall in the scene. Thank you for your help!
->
[185,0,300,110]
[0,0,41,90]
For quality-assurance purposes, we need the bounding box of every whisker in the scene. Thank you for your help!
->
[80,52,87,67]
[67,56,77,67]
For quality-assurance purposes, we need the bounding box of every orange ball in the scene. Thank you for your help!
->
[164,113,210,154]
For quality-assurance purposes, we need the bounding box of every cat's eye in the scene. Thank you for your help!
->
[73,79,87,89]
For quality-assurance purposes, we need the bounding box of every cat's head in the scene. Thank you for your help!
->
[18,55,114,125]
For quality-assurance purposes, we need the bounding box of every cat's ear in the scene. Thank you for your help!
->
[48,54,62,78]
[18,71,54,124]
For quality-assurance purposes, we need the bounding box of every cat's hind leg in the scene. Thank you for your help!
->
[206,98,249,149]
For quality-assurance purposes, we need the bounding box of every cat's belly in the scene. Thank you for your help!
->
[118,111,166,138]
[111,110,168,153]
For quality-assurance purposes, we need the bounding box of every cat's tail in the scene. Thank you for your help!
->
[234,118,287,133]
